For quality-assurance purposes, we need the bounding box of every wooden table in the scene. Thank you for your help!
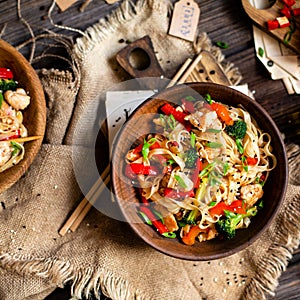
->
[1,0,299,299]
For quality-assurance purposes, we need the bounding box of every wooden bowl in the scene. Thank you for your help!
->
[0,40,46,194]
[111,82,288,261]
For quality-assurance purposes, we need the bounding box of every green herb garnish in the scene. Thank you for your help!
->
[174,175,188,189]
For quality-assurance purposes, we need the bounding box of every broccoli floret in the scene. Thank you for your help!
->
[185,148,198,168]
[0,79,18,92]
[225,120,247,154]
[225,120,247,140]
[216,207,257,240]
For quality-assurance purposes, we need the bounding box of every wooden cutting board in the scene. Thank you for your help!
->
[241,0,300,55]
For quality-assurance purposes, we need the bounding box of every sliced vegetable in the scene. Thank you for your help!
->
[205,142,223,148]
[125,163,159,179]
[190,158,202,188]
[209,200,246,217]
[292,8,300,16]
[281,0,295,7]
[0,92,3,109]
[281,6,292,18]
[164,188,194,199]
[246,156,258,165]
[139,205,176,238]
[276,16,290,28]
[0,68,13,79]
[0,130,21,141]
[258,47,264,58]
[182,225,202,245]
[241,155,249,172]
[174,174,188,189]
[160,103,191,131]
[216,41,229,49]
[210,102,233,125]
[181,98,195,113]
[267,19,279,30]
[142,138,157,160]
[190,132,196,148]
[10,141,22,156]
[204,93,212,105]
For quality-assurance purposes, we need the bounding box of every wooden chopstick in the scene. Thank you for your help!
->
[177,53,202,84]
[58,165,110,236]
[0,136,43,143]
[59,53,204,235]
[166,58,192,88]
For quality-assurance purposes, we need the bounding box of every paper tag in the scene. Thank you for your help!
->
[55,0,78,11]
[168,0,200,42]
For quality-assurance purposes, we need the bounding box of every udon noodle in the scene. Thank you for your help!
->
[0,71,30,172]
[125,94,276,245]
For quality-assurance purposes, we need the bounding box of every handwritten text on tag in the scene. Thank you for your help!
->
[168,0,200,42]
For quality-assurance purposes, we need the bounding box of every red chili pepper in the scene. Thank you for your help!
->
[0,68,14,79]
[181,98,195,113]
[125,163,159,179]
[139,205,175,238]
[282,0,295,7]
[209,200,246,217]
[160,103,192,131]
[246,157,258,165]
[267,19,279,30]
[281,6,292,18]
[164,188,194,199]
[0,130,21,141]
[292,8,300,16]
[210,102,233,125]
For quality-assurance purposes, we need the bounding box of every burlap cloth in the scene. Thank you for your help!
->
[1,1,300,299]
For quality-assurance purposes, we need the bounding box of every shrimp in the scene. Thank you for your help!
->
[0,141,11,167]
[4,88,30,111]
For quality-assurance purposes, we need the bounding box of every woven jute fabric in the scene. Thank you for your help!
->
[1,1,300,299]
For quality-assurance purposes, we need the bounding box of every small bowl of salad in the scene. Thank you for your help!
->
[111,82,288,260]
[0,40,46,194]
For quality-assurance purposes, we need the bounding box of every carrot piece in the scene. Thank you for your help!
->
[210,102,233,125]
[182,225,202,245]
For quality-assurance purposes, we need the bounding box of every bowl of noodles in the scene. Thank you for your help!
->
[0,40,46,194]
[111,82,288,260]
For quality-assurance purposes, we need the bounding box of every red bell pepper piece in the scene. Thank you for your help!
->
[164,188,194,199]
[282,0,295,7]
[209,200,246,217]
[0,68,13,79]
[190,158,202,189]
[246,157,258,165]
[160,103,192,131]
[132,140,160,155]
[210,102,233,125]
[267,19,279,30]
[281,6,292,18]
[125,163,159,179]
[0,130,21,141]
[139,205,176,238]
[292,8,300,16]
[181,98,195,113]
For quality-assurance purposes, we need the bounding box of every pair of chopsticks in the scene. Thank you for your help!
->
[166,53,202,88]
[58,165,110,236]
[58,52,203,236]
